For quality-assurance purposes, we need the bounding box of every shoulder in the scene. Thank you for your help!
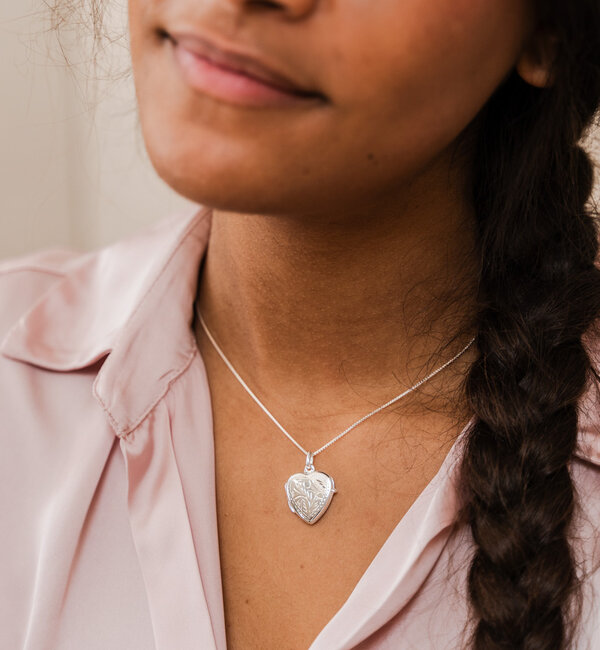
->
[0,248,86,341]
[0,203,210,370]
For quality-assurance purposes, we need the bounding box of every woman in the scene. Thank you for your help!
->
[2,0,600,648]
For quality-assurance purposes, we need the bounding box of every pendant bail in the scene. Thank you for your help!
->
[304,450,315,473]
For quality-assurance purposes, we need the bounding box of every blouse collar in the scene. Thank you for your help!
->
[2,202,600,462]
[0,203,211,438]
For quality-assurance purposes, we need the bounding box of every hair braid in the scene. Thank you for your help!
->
[457,3,600,648]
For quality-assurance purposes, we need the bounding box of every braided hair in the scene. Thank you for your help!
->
[455,1,600,648]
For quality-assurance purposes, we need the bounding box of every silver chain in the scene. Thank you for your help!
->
[195,300,475,460]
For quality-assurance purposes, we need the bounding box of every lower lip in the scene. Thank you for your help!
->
[169,39,322,109]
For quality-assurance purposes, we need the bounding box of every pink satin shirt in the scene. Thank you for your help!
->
[2,204,600,649]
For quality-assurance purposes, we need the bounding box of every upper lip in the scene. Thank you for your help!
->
[167,29,321,97]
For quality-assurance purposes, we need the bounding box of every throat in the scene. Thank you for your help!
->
[194,205,479,417]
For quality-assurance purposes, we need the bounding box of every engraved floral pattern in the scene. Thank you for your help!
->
[285,470,335,524]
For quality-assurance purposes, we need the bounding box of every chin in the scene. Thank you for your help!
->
[138,112,333,217]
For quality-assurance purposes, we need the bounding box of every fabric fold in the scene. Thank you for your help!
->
[22,421,116,650]
[310,417,472,650]
[3,203,600,650]
[119,399,218,650]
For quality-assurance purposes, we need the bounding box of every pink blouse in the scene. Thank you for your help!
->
[1,204,600,650]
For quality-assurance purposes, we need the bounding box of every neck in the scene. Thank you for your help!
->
[194,156,479,437]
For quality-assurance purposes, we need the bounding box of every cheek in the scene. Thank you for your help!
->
[329,0,529,163]
[337,0,528,95]
[128,0,158,104]
[124,0,530,216]
[128,0,144,65]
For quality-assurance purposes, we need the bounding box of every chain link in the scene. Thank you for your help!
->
[195,301,475,460]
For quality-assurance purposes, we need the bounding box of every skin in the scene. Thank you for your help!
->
[127,0,550,432]
[127,2,554,646]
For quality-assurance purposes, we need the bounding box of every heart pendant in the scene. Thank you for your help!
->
[284,452,337,525]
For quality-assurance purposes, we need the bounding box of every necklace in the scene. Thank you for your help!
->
[195,301,475,525]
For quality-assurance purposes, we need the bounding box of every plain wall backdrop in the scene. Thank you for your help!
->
[0,0,195,260]
[1,1,599,260]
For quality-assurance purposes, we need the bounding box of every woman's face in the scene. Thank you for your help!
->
[128,0,533,219]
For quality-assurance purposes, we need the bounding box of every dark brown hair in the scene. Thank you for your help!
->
[47,1,600,648]
[456,1,600,647]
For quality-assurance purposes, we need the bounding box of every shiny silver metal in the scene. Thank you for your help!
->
[284,466,337,525]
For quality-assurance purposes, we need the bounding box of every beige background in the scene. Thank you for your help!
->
[0,0,195,260]
[1,2,599,261]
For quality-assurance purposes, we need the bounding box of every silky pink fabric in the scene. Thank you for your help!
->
[1,204,600,650]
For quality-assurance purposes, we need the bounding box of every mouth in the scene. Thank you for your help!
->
[161,29,327,108]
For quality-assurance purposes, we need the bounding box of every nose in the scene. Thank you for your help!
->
[225,0,318,19]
